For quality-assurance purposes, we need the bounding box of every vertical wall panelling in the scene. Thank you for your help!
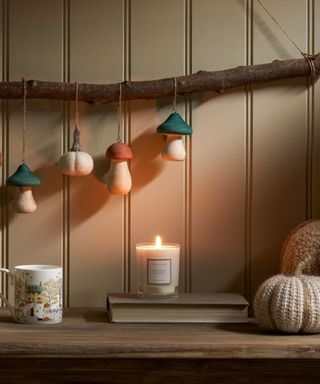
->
[123,0,131,293]
[0,0,3,304]
[130,0,186,293]
[244,0,253,302]
[314,0,320,218]
[8,0,63,303]
[307,0,315,219]
[184,0,192,293]
[69,0,124,306]
[191,0,246,294]
[0,0,318,305]
[251,0,308,298]
[0,0,9,305]
[62,0,71,306]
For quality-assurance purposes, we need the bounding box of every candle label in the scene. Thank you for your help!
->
[147,259,171,285]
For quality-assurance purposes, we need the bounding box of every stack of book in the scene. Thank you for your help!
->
[106,293,249,323]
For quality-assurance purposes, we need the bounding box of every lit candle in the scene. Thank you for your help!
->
[136,236,180,298]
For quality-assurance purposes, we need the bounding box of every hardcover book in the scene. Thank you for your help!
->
[106,293,249,323]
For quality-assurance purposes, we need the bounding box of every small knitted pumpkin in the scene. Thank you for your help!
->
[254,220,320,334]
[254,274,320,333]
[58,127,93,176]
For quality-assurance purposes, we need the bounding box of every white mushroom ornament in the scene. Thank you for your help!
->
[58,127,93,176]
[157,112,192,161]
[105,142,132,195]
[7,163,41,213]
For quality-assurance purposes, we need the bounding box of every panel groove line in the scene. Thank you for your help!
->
[62,0,71,307]
[184,0,192,293]
[1,0,9,306]
[123,0,131,293]
[314,0,320,217]
[245,0,253,303]
[306,0,315,218]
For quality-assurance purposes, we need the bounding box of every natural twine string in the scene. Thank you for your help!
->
[117,83,122,143]
[75,81,79,129]
[71,81,82,152]
[22,77,27,163]
[256,0,319,77]
[172,77,177,112]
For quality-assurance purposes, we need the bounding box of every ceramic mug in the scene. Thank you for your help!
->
[0,265,63,324]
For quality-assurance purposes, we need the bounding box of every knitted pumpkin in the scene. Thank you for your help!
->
[254,274,320,333]
[281,219,320,275]
[58,127,93,176]
[254,220,320,334]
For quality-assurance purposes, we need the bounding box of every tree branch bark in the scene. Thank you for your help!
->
[0,56,319,104]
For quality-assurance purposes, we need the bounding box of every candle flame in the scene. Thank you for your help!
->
[155,235,162,249]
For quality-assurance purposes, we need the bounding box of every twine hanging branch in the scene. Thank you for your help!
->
[1,55,318,105]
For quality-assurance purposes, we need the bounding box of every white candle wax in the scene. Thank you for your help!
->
[136,240,180,298]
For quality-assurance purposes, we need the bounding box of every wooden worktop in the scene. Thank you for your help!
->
[0,307,320,359]
[1,308,320,384]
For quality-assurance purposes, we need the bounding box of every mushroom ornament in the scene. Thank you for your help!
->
[105,142,132,195]
[157,112,192,161]
[7,163,41,213]
[58,127,93,176]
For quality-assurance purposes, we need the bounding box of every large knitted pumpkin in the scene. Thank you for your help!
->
[254,220,320,334]
[254,274,320,333]
[281,220,320,275]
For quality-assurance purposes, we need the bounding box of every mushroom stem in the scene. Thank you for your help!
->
[14,187,37,213]
[162,135,186,161]
[106,160,132,195]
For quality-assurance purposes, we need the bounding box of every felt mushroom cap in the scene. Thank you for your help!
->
[106,143,133,160]
[7,163,41,187]
[157,112,193,136]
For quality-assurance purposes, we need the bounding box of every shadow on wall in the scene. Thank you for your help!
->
[236,0,292,60]
[2,115,166,225]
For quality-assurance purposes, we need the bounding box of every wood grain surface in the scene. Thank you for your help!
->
[0,308,320,359]
[0,308,320,383]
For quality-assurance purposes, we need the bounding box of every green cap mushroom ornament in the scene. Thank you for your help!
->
[157,112,192,161]
[7,163,41,213]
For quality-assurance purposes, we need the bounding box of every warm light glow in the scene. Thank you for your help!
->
[155,235,162,249]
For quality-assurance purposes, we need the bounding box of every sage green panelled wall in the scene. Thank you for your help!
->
[0,0,319,306]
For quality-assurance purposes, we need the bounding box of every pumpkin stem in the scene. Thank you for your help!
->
[70,126,82,152]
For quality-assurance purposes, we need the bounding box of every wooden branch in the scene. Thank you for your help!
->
[0,56,319,104]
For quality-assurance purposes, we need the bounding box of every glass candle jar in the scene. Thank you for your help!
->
[136,236,180,299]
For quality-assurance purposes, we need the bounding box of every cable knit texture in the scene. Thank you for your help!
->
[254,220,320,334]
[281,220,320,275]
[254,274,320,333]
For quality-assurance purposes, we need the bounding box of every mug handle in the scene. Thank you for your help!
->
[0,268,15,318]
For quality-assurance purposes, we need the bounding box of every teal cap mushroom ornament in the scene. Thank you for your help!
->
[157,112,192,161]
[7,163,41,213]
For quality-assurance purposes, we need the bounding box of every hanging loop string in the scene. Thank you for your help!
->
[117,83,122,143]
[71,81,81,151]
[22,77,27,164]
[256,0,319,77]
[172,77,177,112]
[75,81,79,129]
